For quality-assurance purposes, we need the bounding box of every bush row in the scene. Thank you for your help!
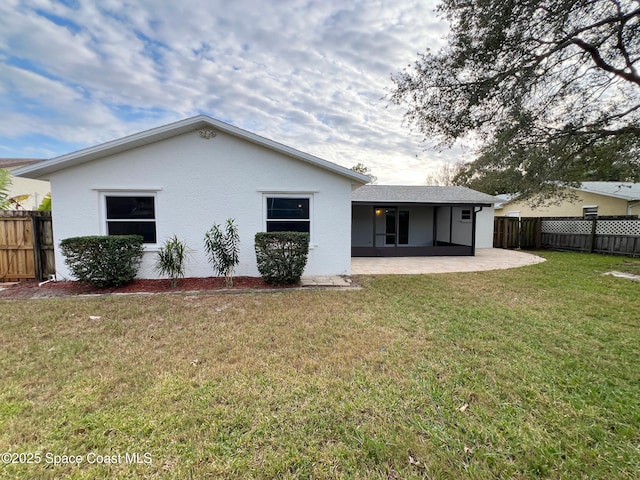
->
[60,230,310,287]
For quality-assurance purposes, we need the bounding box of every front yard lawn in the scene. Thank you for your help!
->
[1,252,638,479]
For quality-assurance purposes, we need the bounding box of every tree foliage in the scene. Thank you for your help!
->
[392,0,640,197]
[351,163,377,184]
[0,168,11,210]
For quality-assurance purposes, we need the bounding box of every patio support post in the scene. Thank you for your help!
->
[449,207,453,244]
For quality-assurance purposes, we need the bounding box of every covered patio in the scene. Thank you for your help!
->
[351,248,546,274]
[351,185,497,257]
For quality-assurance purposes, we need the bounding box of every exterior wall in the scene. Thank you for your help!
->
[6,169,50,210]
[48,130,356,279]
[496,191,631,217]
[475,206,495,248]
[450,206,472,246]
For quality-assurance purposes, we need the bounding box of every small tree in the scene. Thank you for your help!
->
[0,168,11,210]
[154,235,192,288]
[204,219,240,287]
[37,193,52,211]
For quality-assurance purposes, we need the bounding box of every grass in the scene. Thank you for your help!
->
[1,251,638,479]
[616,259,640,276]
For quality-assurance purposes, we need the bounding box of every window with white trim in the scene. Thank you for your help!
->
[104,195,157,243]
[461,209,472,222]
[265,196,311,234]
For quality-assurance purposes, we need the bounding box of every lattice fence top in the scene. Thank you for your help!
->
[596,220,640,236]
[542,220,592,234]
[542,219,640,236]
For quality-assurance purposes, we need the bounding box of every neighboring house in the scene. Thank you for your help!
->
[0,158,50,210]
[495,182,640,218]
[352,185,496,256]
[14,115,370,279]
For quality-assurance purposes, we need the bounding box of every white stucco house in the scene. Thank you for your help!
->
[13,115,370,279]
[13,115,497,280]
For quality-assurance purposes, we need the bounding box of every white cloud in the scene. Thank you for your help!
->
[0,0,455,183]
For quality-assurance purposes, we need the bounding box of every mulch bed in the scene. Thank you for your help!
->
[0,277,296,299]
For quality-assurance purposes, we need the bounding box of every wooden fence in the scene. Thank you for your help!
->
[494,216,640,258]
[0,211,55,281]
[494,217,542,249]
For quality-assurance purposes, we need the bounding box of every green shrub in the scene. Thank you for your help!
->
[59,235,145,287]
[204,219,240,287]
[154,235,192,288]
[254,232,309,284]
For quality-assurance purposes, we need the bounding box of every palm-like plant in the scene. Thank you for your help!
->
[154,235,192,288]
[204,219,240,287]
[0,168,12,210]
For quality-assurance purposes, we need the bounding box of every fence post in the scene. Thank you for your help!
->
[589,218,597,253]
[31,215,43,281]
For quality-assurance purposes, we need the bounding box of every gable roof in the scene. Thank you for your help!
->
[496,181,640,209]
[352,185,497,205]
[12,115,370,184]
[578,182,640,201]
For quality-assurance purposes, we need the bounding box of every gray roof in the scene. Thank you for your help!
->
[578,182,640,201]
[0,158,46,169]
[12,115,370,185]
[352,185,498,205]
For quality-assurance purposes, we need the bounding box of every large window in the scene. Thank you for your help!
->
[105,195,157,243]
[266,197,310,233]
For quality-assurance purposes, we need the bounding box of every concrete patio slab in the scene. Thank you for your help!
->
[350,248,546,275]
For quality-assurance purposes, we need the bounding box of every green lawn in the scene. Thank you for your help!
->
[1,252,638,479]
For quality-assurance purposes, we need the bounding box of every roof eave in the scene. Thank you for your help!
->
[12,115,370,184]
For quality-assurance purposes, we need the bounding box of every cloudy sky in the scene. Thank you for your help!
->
[0,0,466,184]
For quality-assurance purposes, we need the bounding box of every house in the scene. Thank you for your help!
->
[352,185,496,256]
[13,115,369,279]
[13,115,498,281]
[495,182,640,218]
[0,158,50,210]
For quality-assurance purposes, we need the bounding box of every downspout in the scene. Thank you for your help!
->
[628,201,640,216]
[472,206,483,256]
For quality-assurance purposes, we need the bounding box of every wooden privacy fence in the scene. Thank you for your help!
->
[541,217,640,257]
[494,216,640,258]
[494,217,542,249]
[0,211,55,281]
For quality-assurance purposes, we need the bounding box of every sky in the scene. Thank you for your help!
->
[0,0,467,184]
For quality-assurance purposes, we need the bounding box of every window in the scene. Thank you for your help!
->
[105,195,157,243]
[266,197,310,233]
[461,209,472,222]
[583,206,598,219]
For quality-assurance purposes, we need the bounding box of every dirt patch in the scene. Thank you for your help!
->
[0,277,297,299]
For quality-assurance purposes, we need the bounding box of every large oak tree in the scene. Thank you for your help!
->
[391,0,640,198]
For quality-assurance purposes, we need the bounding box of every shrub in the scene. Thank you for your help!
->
[154,235,192,288]
[204,219,240,287]
[59,235,145,287]
[254,232,309,284]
